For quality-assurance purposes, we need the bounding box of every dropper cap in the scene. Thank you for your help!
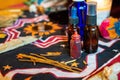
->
[69,6,79,25]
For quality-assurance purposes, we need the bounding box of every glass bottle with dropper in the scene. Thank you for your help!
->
[68,0,87,40]
[66,6,80,48]
[83,2,99,53]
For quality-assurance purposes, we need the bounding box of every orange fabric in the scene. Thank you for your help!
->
[0,0,27,9]
[106,17,118,39]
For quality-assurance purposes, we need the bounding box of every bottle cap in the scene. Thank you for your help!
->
[73,0,84,1]
[69,6,79,25]
[87,2,97,16]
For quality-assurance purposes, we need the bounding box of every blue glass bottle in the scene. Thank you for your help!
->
[69,0,87,40]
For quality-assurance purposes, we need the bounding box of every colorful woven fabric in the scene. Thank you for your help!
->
[100,17,119,39]
[0,12,120,80]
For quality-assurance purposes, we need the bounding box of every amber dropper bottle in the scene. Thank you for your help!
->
[83,2,99,53]
[66,6,80,48]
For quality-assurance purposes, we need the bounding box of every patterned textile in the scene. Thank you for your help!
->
[0,14,120,80]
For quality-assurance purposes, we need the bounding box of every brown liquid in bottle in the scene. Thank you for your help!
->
[83,2,99,53]
[66,6,80,48]
[83,25,98,53]
[67,24,80,47]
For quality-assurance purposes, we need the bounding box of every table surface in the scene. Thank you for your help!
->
[0,10,120,80]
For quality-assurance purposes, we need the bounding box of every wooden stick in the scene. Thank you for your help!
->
[18,53,82,73]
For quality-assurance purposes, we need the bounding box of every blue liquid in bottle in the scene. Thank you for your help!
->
[69,0,87,40]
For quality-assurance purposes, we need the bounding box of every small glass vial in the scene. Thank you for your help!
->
[70,31,81,59]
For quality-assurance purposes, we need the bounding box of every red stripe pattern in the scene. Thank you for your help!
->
[32,35,68,48]
[4,15,49,42]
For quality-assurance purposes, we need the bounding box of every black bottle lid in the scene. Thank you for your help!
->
[87,2,97,16]
[87,2,97,25]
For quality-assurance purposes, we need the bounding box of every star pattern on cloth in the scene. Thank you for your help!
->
[71,62,79,67]
[3,65,12,71]
[24,76,32,80]
[16,54,24,59]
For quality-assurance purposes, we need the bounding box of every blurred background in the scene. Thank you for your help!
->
[0,0,119,17]
[0,0,119,24]
[0,0,27,9]
[0,0,119,9]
